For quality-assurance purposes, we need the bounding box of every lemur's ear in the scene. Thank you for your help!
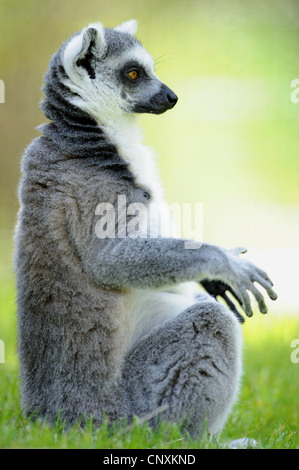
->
[114,19,138,36]
[63,23,106,81]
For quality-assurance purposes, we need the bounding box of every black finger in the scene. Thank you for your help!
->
[222,293,245,324]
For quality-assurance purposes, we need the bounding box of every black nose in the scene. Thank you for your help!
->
[160,84,178,108]
[166,90,178,106]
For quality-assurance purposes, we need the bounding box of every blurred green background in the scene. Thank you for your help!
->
[0,0,299,371]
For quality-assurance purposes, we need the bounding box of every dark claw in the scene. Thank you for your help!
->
[200,279,245,324]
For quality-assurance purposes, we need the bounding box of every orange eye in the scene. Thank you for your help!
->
[128,70,138,80]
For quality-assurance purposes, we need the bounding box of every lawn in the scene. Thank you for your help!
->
[0,238,298,449]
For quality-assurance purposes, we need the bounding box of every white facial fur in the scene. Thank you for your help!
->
[62,21,159,129]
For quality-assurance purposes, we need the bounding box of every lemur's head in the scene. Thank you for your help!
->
[60,20,178,126]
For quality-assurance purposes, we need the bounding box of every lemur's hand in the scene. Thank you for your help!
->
[200,246,277,319]
[221,247,277,318]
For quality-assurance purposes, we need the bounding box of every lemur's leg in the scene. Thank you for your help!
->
[122,300,242,438]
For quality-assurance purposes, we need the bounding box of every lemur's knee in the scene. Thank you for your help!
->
[187,299,239,327]
[122,300,242,437]
[187,301,243,377]
[180,301,241,348]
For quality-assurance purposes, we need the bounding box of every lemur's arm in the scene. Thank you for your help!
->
[82,237,277,317]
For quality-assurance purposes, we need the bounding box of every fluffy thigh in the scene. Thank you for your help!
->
[122,300,242,438]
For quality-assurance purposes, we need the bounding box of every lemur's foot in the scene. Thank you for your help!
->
[200,279,245,323]
[227,437,259,449]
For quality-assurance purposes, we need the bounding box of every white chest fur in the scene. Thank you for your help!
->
[102,119,178,239]
[103,120,164,200]
[101,118,199,344]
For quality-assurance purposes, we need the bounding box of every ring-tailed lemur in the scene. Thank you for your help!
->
[15,20,277,437]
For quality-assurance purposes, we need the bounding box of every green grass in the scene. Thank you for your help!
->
[223,314,299,449]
